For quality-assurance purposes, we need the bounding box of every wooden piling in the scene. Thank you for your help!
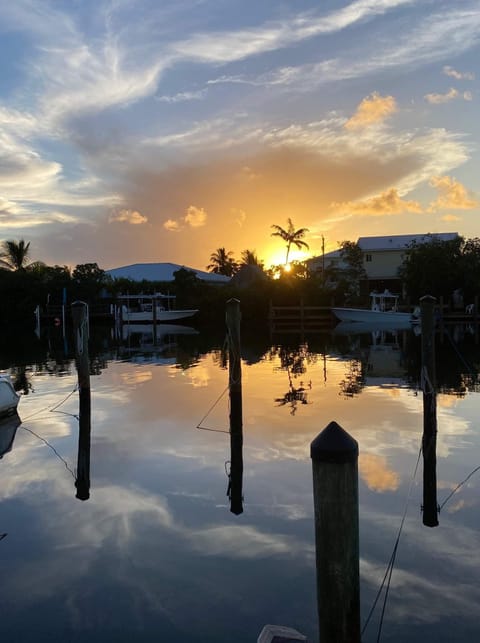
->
[72,301,91,501]
[420,295,438,527]
[226,299,243,515]
[310,422,360,643]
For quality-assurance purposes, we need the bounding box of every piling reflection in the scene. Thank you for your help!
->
[421,296,439,527]
[72,301,92,502]
[226,299,243,515]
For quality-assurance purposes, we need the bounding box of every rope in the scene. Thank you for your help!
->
[196,384,230,434]
[20,385,78,422]
[20,424,76,480]
[439,465,480,511]
[362,445,422,641]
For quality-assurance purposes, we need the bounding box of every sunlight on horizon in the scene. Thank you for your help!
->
[264,247,312,269]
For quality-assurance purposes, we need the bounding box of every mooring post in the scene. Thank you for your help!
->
[226,298,243,515]
[72,301,91,501]
[310,421,360,643]
[420,295,439,527]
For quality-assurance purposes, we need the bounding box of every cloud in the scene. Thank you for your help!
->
[441,214,462,222]
[428,175,478,211]
[359,453,400,492]
[443,65,475,80]
[109,208,148,225]
[425,88,459,104]
[184,205,207,227]
[232,208,247,227]
[172,0,415,64]
[163,219,180,232]
[163,205,207,233]
[331,188,423,216]
[345,92,397,130]
[156,89,207,103]
[424,88,472,105]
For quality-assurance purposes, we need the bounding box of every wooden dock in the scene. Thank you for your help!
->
[269,301,334,334]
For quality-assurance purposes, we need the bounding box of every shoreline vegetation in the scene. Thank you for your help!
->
[1,233,480,329]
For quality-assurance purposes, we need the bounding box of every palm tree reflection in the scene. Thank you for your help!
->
[271,344,313,415]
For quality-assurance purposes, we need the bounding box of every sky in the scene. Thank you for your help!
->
[0,0,479,271]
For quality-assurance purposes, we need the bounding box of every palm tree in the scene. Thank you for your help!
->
[0,239,31,271]
[241,249,262,267]
[270,218,309,264]
[207,247,238,276]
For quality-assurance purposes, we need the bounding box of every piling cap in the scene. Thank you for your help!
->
[310,421,358,464]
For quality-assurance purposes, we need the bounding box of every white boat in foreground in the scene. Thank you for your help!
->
[0,411,21,458]
[0,374,20,417]
[116,294,198,323]
[332,291,418,324]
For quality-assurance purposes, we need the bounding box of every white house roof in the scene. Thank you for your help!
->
[358,232,458,251]
[106,262,230,283]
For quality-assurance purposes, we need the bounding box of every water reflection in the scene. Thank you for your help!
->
[0,322,479,642]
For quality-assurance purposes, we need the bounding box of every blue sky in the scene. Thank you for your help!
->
[0,0,479,269]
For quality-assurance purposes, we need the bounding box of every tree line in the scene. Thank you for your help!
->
[2,228,480,328]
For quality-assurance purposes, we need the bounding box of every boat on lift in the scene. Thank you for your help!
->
[332,290,419,324]
[116,293,198,324]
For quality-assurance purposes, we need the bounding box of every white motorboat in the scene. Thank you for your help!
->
[332,291,418,324]
[115,294,198,323]
[0,374,20,417]
[0,411,21,458]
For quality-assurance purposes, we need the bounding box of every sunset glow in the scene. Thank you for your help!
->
[0,1,478,269]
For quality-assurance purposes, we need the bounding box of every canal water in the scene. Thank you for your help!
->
[0,322,479,642]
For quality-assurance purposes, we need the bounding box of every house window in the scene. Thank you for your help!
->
[365,254,372,262]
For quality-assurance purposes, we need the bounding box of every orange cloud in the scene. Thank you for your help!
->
[345,92,397,130]
[164,205,207,233]
[429,176,478,211]
[185,205,207,227]
[330,187,422,216]
[164,218,180,231]
[359,453,399,492]
[441,214,462,222]
[109,208,148,224]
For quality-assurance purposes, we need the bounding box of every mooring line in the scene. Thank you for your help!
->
[362,444,422,641]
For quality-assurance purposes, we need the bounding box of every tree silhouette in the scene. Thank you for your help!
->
[241,249,262,267]
[207,247,238,276]
[0,239,32,271]
[271,218,309,264]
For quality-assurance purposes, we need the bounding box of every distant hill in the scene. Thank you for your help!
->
[106,262,230,284]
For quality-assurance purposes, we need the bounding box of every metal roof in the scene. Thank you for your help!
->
[106,262,230,283]
[357,232,459,251]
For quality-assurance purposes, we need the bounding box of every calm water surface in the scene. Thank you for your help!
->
[1,323,479,642]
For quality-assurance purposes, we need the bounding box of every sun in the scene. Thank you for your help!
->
[263,246,311,269]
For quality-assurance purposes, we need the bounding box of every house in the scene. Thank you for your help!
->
[307,232,459,291]
[106,262,230,284]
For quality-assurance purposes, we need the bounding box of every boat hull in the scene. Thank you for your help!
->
[121,309,198,323]
[332,307,413,323]
[0,375,20,417]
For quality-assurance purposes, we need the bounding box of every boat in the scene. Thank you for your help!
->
[115,294,198,324]
[0,411,21,459]
[332,290,418,324]
[0,374,20,418]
